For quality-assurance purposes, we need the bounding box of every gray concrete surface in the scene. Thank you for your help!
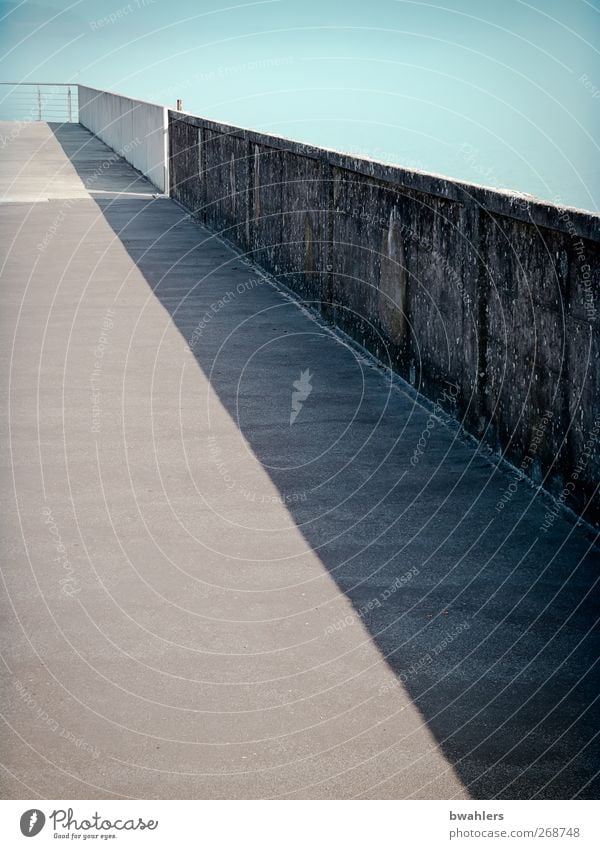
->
[0,122,598,800]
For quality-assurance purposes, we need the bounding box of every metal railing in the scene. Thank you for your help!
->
[0,83,78,123]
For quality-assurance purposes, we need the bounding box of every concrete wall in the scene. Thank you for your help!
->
[168,111,600,524]
[78,86,168,192]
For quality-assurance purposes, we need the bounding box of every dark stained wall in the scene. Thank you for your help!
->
[169,111,600,524]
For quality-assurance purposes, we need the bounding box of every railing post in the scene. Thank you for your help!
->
[37,85,41,121]
[67,86,72,122]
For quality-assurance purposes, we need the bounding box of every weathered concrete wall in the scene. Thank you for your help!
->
[168,111,600,524]
[79,86,168,192]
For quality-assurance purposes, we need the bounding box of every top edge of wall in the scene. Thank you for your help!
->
[169,110,599,240]
[78,84,166,113]
[75,86,599,239]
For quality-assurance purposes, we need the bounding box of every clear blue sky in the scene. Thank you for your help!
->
[1,0,599,211]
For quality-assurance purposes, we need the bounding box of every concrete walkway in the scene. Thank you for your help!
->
[0,122,598,799]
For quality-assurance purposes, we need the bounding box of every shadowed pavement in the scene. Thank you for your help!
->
[0,122,598,799]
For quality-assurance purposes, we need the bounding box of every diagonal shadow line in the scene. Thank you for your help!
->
[51,122,600,800]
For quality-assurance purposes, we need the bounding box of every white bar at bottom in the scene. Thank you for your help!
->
[0,800,597,848]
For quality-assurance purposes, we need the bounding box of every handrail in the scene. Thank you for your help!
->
[0,82,77,123]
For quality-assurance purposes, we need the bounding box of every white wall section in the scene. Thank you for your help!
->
[78,85,168,193]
